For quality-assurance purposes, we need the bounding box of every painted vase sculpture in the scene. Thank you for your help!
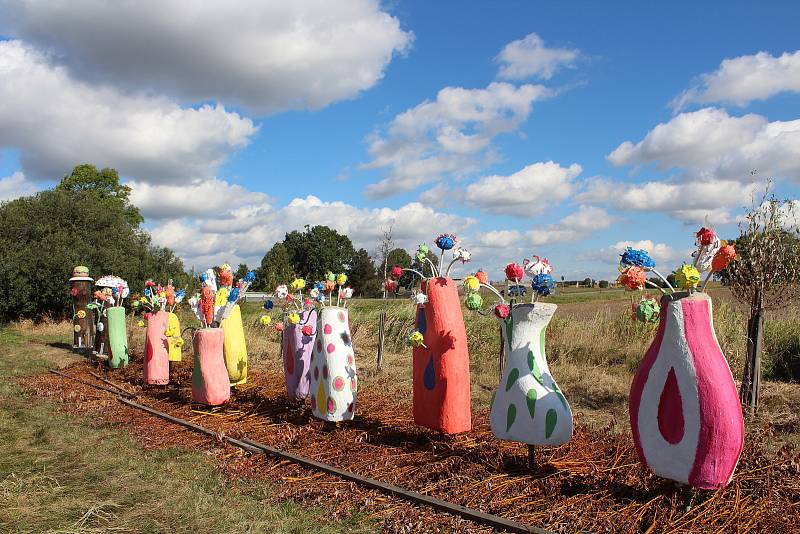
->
[192,328,231,405]
[144,311,169,385]
[221,304,248,386]
[106,306,129,368]
[629,292,744,489]
[69,267,94,349]
[167,312,182,362]
[491,303,572,445]
[282,309,317,399]
[310,307,357,421]
[413,277,471,434]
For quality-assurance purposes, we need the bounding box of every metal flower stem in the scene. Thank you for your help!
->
[444,257,461,278]
[424,257,439,278]
[478,283,506,303]
[649,268,675,293]
[401,268,425,279]
[700,271,714,293]
[644,280,668,295]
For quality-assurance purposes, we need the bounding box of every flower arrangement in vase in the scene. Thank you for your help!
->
[461,256,572,448]
[213,264,256,386]
[132,279,185,385]
[618,229,742,489]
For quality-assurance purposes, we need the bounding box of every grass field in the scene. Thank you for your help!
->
[0,326,375,533]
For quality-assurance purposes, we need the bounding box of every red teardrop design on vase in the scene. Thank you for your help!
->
[629,292,744,490]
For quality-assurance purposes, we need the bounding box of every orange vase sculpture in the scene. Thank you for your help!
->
[412,277,471,434]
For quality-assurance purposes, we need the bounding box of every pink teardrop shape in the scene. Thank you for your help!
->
[657,367,685,444]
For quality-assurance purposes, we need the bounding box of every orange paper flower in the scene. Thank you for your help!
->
[618,266,646,290]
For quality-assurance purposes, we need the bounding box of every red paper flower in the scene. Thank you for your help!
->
[494,303,510,319]
[390,265,403,278]
[696,227,716,246]
[504,263,523,282]
[70,287,78,297]
[275,322,285,332]
[385,279,398,292]
[145,279,155,288]
[301,324,313,336]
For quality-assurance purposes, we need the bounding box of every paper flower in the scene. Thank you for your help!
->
[435,233,457,251]
[696,227,717,247]
[70,287,78,297]
[260,315,272,326]
[314,281,325,292]
[505,263,524,282]
[463,275,480,291]
[494,303,510,319]
[452,247,471,263]
[303,299,314,309]
[336,273,347,285]
[218,269,233,287]
[390,265,403,278]
[315,293,325,302]
[137,320,145,327]
[620,247,656,269]
[215,287,229,306]
[243,271,256,283]
[145,279,155,288]
[291,278,306,291]
[618,266,646,291]
[275,322,285,332]
[415,244,429,263]
[264,300,274,310]
[143,289,151,297]
[524,256,552,277]
[227,287,240,302]
[408,331,425,348]
[301,324,313,336]
[324,280,335,292]
[475,270,489,285]
[164,328,174,337]
[309,287,320,299]
[275,285,289,299]
[325,271,336,282]
[674,264,701,290]
[465,292,483,310]
[339,287,354,299]
[412,292,428,306]
[385,279,398,292]
[175,338,184,347]
[531,273,555,296]
[76,310,86,319]
[712,243,736,272]
[74,324,81,332]
[287,312,300,325]
[634,295,661,323]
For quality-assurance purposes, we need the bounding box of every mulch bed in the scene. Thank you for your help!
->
[18,349,800,533]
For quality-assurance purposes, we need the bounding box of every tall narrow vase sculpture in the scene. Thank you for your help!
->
[629,292,744,489]
[69,266,94,349]
[491,303,572,445]
[106,306,129,368]
[167,312,182,363]
[282,309,317,399]
[192,328,230,405]
[144,311,169,385]
[310,307,357,421]
[413,277,471,434]
[221,304,248,386]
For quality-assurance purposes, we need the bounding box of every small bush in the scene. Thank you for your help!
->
[763,319,800,383]
[599,280,609,288]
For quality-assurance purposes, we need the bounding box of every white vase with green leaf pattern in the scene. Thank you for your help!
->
[489,302,573,445]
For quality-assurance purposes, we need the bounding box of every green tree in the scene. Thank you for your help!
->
[0,165,186,321]
[283,225,355,281]
[234,263,249,281]
[255,242,293,291]
[56,164,143,226]
[347,248,379,297]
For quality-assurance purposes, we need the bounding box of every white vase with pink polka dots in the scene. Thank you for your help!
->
[310,306,357,422]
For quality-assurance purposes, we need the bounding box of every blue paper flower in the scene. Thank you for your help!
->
[243,271,256,283]
[316,293,325,302]
[227,287,240,302]
[111,287,118,295]
[264,300,274,310]
[620,247,656,269]
[314,281,325,291]
[176,290,185,298]
[143,288,151,297]
[532,274,555,296]
[199,272,208,282]
[435,233,456,251]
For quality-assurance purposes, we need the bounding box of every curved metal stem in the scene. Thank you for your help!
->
[650,268,675,293]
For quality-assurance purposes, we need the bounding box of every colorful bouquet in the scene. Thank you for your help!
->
[188,265,255,328]
[462,254,555,316]
[617,226,737,323]
[262,271,353,331]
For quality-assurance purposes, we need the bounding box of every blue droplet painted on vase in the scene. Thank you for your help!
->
[423,355,436,390]
[416,306,427,335]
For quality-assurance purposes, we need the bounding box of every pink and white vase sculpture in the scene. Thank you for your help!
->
[310,306,357,421]
[618,229,743,489]
[282,308,317,399]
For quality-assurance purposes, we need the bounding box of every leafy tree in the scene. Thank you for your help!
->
[0,165,186,321]
[255,242,293,291]
[598,280,609,288]
[283,225,355,281]
[347,248,380,297]
[386,248,412,269]
[234,263,249,281]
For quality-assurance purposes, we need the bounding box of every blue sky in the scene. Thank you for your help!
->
[1,1,799,281]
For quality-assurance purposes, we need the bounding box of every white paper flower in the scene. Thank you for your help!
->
[693,235,721,272]
[275,284,289,299]
[452,247,471,263]
[523,256,552,277]
[339,287,354,299]
[411,291,429,306]
[309,287,320,299]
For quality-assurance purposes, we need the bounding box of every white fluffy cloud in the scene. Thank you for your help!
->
[673,50,800,110]
[0,0,413,114]
[496,32,580,81]
[129,179,272,220]
[148,194,476,268]
[364,82,548,198]
[527,206,614,245]
[0,171,37,202]
[607,107,800,184]
[0,40,257,182]
[465,161,581,216]
[578,177,761,224]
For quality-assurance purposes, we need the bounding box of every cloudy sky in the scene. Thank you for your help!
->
[1,1,799,281]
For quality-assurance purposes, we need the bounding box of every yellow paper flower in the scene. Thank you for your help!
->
[287,312,300,325]
[164,328,174,337]
[76,310,86,319]
[137,320,145,327]
[215,287,229,306]
[259,315,272,326]
[220,263,231,272]
[336,273,347,285]
[74,324,81,332]
[290,278,306,291]
[463,276,479,291]
[408,331,425,348]
[175,338,184,347]
[139,297,147,303]
[674,264,701,289]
